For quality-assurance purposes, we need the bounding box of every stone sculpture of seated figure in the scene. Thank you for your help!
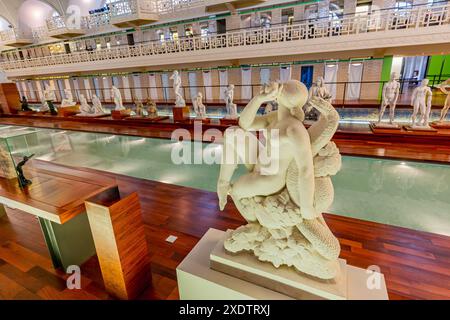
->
[78,94,93,115]
[60,89,76,108]
[217,80,342,280]
[92,95,106,115]
[146,98,158,117]
[193,92,207,119]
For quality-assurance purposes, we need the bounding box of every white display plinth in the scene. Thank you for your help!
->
[176,228,389,300]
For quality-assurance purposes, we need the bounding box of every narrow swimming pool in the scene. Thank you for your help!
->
[2,125,449,236]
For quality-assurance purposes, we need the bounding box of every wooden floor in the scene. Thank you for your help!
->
[0,161,449,300]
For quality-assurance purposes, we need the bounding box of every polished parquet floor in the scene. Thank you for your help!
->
[0,162,449,300]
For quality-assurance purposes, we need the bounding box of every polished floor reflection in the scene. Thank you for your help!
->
[3,125,449,236]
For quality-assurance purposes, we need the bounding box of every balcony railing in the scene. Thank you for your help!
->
[2,3,449,71]
[0,28,34,46]
[33,0,203,41]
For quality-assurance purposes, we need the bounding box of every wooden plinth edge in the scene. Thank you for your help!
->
[85,186,151,300]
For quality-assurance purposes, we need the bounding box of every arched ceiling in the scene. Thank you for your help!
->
[0,0,106,29]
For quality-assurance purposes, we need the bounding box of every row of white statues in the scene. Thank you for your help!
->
[377,73,450,128]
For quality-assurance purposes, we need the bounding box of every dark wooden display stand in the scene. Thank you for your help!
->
[111,110,131,120]
[430,121,450,129]
[220,118,239,126]
[0,83,21,114]
[125,115,169,122]
[172,106,190,122]
[58,106,80,117]
[403,125,438,133]
[85,186,151,300]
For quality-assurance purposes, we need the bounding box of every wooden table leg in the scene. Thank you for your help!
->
[38,212,96,270]
[85,186,151,300]
[0,203,6,218]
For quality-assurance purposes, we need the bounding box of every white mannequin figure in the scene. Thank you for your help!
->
[411,79,433,127]
[193,92,207,119]
[224,84,238,119]
[60,89,76,108]
[92,94,106,114]
[378,72,400,124]
[78,94,93,115]
[170,70,186,107]
[111,86,125,111]
[437,79,450,122]
[217,80,342,279]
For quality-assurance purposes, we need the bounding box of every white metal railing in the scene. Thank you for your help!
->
[2,2,449,71]
[32,0,203,41]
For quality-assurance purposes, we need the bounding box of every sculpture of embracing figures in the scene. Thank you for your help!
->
[217,80,342,280]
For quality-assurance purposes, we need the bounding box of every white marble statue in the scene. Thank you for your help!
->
[437,79,450,123]
[92,94,106,114]
[40,95,49,111]
[43,84,56,102]
[111,86,125,111]
[60,89,76,108]
[224,84,238,119]
[193,92,207,119]
[309,76,332,102]
[411,79,433,127]
[170,70,186,107]
[378,72,400,125]
[217,80,342,280]
[78,94,93,115]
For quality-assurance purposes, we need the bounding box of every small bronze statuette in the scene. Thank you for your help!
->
[16,154,34,189]
[20,96,32,111]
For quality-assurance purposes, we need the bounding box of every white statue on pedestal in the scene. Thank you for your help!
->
[437,79,450,123]
[378,72,400,125]
[40,95,49,111]
[92,94,106,115]
[60,89,76,108]
[43,84,56,102]
[193,92,207,119]
[224,84,238,119]
[309,76,332,102]
[170,70,186,107]
[111,86,125,111]
[78,94,93,115]
[411,79,433,127]
[217,80,342,280]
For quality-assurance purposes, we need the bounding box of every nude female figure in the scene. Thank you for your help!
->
[217,80,318,220]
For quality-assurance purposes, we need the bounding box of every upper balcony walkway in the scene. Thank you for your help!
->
[1,2,449,77]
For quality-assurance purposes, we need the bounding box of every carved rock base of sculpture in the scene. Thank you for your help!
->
[225,103,238,119]
[224,188,341,280]
[213,229,348,300]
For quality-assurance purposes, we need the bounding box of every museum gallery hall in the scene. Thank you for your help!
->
[0,0,448,302]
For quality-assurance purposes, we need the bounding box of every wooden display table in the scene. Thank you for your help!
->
[0,160,115,270]
[0,160,151,299]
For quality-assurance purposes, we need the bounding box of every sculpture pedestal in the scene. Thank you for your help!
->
[177,229,388,300]
[111,110,131,120]
[58,106,80,117]
[403,125,438,132]
[173,106,190,122]
[430,121,450,129]
[370,122,401,130]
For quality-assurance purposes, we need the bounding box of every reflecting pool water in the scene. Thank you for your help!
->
[3,125,449,236]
